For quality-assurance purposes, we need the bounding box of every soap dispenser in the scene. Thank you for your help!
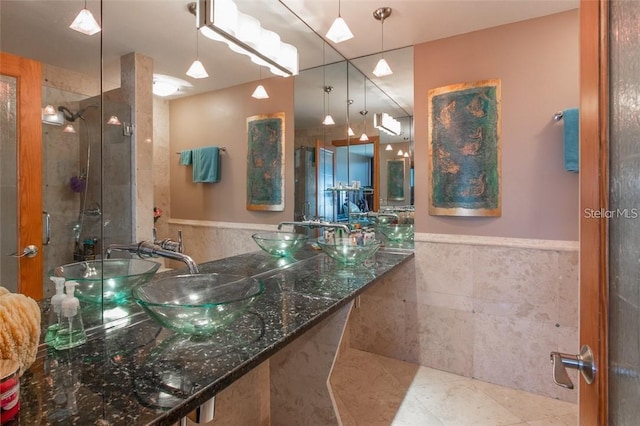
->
[45,277,66,343]
[53,281,87,350]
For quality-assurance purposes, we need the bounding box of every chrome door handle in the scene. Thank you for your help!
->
[8,245,39,258]
[550,345,596,389]
[43,211,51,245]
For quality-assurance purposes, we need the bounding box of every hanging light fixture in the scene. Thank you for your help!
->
[397,149,404,156]
[403,151,410,158]
[322,86,335,126]
[69,0,101,36]
[251,67,269,99]
[326,0,353,44]
[385,144,393,151]
[372,7,393,77]
[186,25,209,79]
[360,77,369,141]
[63,124,77,134]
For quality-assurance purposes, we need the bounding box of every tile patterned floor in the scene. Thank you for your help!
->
[330,349,578,426]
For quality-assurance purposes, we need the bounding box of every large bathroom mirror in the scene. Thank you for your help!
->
[0,0,412,332]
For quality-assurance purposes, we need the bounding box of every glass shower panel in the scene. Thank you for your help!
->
[0,75,18,292]
[608,0,640,423]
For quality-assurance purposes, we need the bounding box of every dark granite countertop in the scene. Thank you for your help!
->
[18,246,413,425]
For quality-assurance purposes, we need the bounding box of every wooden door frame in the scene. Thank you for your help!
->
[331,136,380,212]
[579,0,608,423]
[0,52,43,299]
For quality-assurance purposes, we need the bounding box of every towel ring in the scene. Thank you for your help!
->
[553,112,564,121]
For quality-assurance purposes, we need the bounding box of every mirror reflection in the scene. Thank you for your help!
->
[0,0,413,333]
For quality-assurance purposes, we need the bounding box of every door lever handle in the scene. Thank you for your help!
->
[7,245,39,258]
[550,345,596,389]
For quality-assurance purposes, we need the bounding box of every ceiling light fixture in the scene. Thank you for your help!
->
[193,0,298,77]
[385,144,393,151]
[326,0,353,44]
[403,151,410,158]
[372,7,393,77]
[374,112,401,136]
[397,149,404,156]
[323,86,335,126]
[153,74,193,97]
[186,24,209,79]
[69,0,101,36]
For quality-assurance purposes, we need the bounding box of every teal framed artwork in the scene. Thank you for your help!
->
[246,112,285,211]
[387,159,405,201]
[428,79,501,216]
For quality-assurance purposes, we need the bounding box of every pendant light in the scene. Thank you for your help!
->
[359,77,369,141]
[385,144,393,151]
[69,0,101,36]
[251,67,269,99]
[326,0,353,44]
[372,7,393,77]
[186,26,209,79]
[323,86,335,126]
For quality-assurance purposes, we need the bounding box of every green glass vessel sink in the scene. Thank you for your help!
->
[316,237,381,265]
[252,232,309,257]
[132,273,264,336]
[51,258,161,305]
[378,224,415,242]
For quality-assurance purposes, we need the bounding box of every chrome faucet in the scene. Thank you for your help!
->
[152,228,184,253]
[106,241,199,274]
[277,220,351,235]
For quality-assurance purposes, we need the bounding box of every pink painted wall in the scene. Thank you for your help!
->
[169,77,295,225]
[414,10,579,240]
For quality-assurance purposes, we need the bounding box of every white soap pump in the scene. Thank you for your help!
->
[45,277,66,343]
[53,281,87,350]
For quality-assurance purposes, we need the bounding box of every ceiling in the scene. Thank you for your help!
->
[0,0,578,129]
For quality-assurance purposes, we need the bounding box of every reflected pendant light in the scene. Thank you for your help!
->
[359,77,369,141]
[69,0,101,36]
[322,86,335,125]
[326,0,353,44]
[385,144,393,151]
[63,124,77,133]
[252,67,269,99]
[186,27,209,79]
[372,7,393,77]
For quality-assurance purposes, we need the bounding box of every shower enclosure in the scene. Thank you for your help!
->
[41,86,133,297]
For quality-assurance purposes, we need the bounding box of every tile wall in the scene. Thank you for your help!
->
[349,234,580,402]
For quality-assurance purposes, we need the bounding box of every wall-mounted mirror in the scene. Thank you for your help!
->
[1,0,413,331]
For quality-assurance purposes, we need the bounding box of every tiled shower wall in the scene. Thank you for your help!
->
[349,234,579,403]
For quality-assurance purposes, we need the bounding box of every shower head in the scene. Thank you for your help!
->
[58,105,98,122]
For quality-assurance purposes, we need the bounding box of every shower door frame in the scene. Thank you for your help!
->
[0,52,43,299]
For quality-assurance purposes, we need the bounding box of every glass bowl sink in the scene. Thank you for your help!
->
[378,224,415,242]
[51,259,161,305]
[316,237,381,265]
[132,273,265,336]
[252,232,309,257]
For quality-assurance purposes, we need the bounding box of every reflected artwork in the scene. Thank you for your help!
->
[246,112,285,211]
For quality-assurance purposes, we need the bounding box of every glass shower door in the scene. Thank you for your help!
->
[608,0,640,422]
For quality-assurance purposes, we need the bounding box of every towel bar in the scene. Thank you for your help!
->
[176,147,226,154]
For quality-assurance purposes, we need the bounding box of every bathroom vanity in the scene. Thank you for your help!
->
[17,245,413,425]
